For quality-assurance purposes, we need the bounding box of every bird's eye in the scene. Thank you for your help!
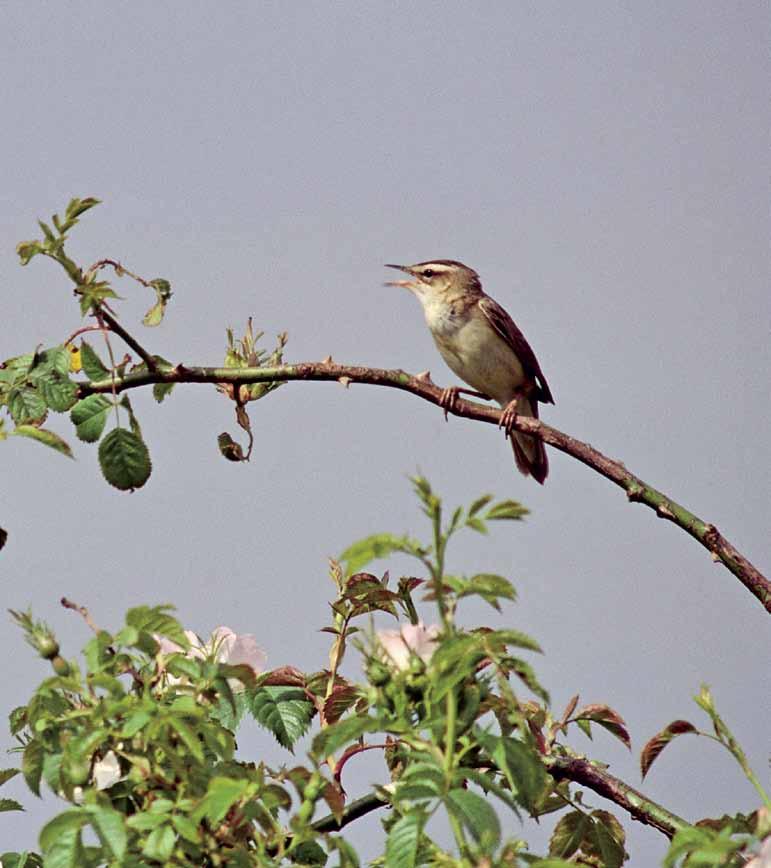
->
[422,269,435,278]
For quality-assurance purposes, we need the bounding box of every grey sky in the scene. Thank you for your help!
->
[1,1,769,862]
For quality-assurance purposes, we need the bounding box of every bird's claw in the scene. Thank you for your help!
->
[439,387,460,421]
[499,399,519,438]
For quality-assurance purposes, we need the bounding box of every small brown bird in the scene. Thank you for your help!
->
[386,260,554,483]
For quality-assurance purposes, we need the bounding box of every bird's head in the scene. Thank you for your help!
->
[385,260,481,300]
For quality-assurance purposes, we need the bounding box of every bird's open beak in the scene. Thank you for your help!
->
[384,263,418,289]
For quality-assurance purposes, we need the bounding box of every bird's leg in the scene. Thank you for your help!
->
[438,386,491,421]
[499,394,522,438]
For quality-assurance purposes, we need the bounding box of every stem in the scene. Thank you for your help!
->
[97,307,158,372]
[544,755,689,839]
[76,360,771,612]
[444,689,457,778]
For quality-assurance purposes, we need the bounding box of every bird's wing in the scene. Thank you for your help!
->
[478,295,554,404]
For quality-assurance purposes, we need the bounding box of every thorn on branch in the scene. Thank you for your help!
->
[656,502,676,520]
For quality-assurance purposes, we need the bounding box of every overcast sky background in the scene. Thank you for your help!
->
[1,2,769,863]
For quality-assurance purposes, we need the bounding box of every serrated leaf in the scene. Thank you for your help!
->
[22,742,43,797]
[37,375,79,412]
[640,720,697,779]
[98,427,151,490]
[549,810,591,858]
[339,533,425,575]
[125,605,187,647]
[385,812,422,868]
[486,499,529,521]
[311,715,381,758]
[69,394,111,442]
[460,575,517,611]
[33,346,71,378]
[446,788,501,851]
[39,809,87,857]
[572,704,631,750]
[248,687,315,751]
[9,390,47,425]
[153,381,175,403]
[12,426,73,458]
[79,342,109,381]
[589,810,626,868]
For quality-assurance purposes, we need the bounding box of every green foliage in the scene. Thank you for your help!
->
[98,427,152,491]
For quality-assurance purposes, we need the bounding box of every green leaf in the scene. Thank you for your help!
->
[76,282,119,316]
[0,799,24,812]
[70,394,111,442]
[0,853,44,868]
[385,812,423,868]
[339,533,425,575]
[12,425,73,458]
[0,768,20,787]
[125,604,187,647]
[485,499,529,521]
[193,776,250,825]
[640,720,697,779]
[153,381,175,403]
[98,427,151,490]
[311,714,381,758]
[33,346,71,378]
[142,823,176,862]
[86,805,127,861]
[217,431,245,462]
[64,197,100,223]
[485,628,542,654]
[17,239,45,265]
[475,730,548,812]
[445,788,501,851]
[549,811,591,859]
[142,278,172,327]
[22,741,43,797]
[78,342,109,381]
[589,811,626,868]
[9,389,47,425]
[468,494,494,517]
[39,809,87,860]
[37,375,78,412]
[459,574,517,610]
[167,716,204,763]
[248,686,315,751]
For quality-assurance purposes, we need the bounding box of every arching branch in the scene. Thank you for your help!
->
[79,360,771,613]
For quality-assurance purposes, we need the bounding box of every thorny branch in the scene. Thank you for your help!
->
[310,754,689,839]
[78,359,771,613]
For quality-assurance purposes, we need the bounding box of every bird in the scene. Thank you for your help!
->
[385,260,554,483]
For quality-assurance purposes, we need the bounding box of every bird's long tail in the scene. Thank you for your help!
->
[509,396,548,485]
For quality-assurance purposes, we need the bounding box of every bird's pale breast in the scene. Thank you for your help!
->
[423,298,525,405]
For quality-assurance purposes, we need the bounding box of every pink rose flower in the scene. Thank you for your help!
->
[377,622,441,671]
